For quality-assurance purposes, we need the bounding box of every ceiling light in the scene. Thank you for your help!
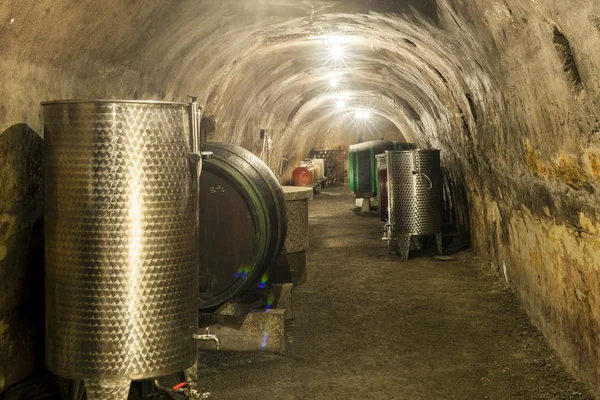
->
[329,77,340,88]
[336,100,346,110]
[333,92,351,100]
[330,44,344,59]
[355,110,371,120]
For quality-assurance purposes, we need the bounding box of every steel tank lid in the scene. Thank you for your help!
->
[349,140,394,152]
[386,148,441,154]
[41,99,188,106]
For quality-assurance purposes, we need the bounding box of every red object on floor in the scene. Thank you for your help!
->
[292,166,316,186]
[173,382,187,390]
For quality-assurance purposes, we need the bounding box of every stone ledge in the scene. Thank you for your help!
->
[282,186,313,201]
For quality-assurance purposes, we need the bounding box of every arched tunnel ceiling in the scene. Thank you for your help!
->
[160,5,490,164]
[1,0,491,175]
[3,0,600,396]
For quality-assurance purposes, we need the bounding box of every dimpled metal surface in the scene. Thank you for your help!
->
[44,101,197,381]
[387,149,441,235]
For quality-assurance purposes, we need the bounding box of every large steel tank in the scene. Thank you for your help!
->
[43,100,199,399]
[386,149,442,259]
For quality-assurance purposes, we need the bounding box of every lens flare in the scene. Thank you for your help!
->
[258,273,269,289]
[265,292,275,311]
[355,110,371,120]
[234,265,251,279]
[261,328,270,350]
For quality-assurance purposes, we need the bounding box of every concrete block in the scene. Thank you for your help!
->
[269,251,307,286]
[355,197,374,212]
[197,309,286,353]
[361,198,371,213]
[271,283,294,320]
[282,186,313,253]
[213,296,264,317]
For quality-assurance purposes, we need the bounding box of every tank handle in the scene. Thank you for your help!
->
[411,150,433,190]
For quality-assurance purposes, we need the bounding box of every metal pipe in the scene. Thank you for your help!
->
[188,97,205,317]
[189,96,203,154]
[194,328,221,350]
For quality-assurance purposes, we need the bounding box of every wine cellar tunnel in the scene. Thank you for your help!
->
[2,0,600,399]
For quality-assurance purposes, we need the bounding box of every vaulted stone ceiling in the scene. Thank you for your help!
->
[1,0,600,396]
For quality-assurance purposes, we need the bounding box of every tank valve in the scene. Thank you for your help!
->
[194,327,220,350]
[189,152,202,164]
[382,223,393,241]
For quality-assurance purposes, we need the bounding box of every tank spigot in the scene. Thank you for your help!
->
[194,327,220,350]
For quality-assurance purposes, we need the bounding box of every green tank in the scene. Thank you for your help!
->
[349,140,416,198]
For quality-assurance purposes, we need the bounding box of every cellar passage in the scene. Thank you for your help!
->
[1,0,600,398]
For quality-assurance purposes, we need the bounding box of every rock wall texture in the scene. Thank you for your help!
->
[0,124,44,392]
[1,0,600,395]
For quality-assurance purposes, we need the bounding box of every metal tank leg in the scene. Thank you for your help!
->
[384,224,395,254]
[435,232,443,256]
[58,377,85,400]
[411,235,422,250]
[184,362,201,399]
[397,234,412,261]
[84,378,131,400]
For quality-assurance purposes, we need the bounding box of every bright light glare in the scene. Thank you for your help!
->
[330,44,344,59]
[336,100,346,110]
[355,110,371,120]
[333,92,351,100]
[329,77,340,88]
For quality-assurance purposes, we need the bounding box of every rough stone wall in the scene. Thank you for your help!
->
[458,0,600,393]
[0,124,44,392]
[1,0,600,395]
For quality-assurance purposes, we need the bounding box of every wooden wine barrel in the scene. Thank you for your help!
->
[198,141,287,310]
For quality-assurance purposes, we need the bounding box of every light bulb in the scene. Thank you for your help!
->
[331,44,344,59]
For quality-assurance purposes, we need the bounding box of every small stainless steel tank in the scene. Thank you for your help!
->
[43,100,199,399]
[386,149,442,259]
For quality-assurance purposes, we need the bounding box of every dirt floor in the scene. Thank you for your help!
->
[1,186,593,400]
[195,186,592,400]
